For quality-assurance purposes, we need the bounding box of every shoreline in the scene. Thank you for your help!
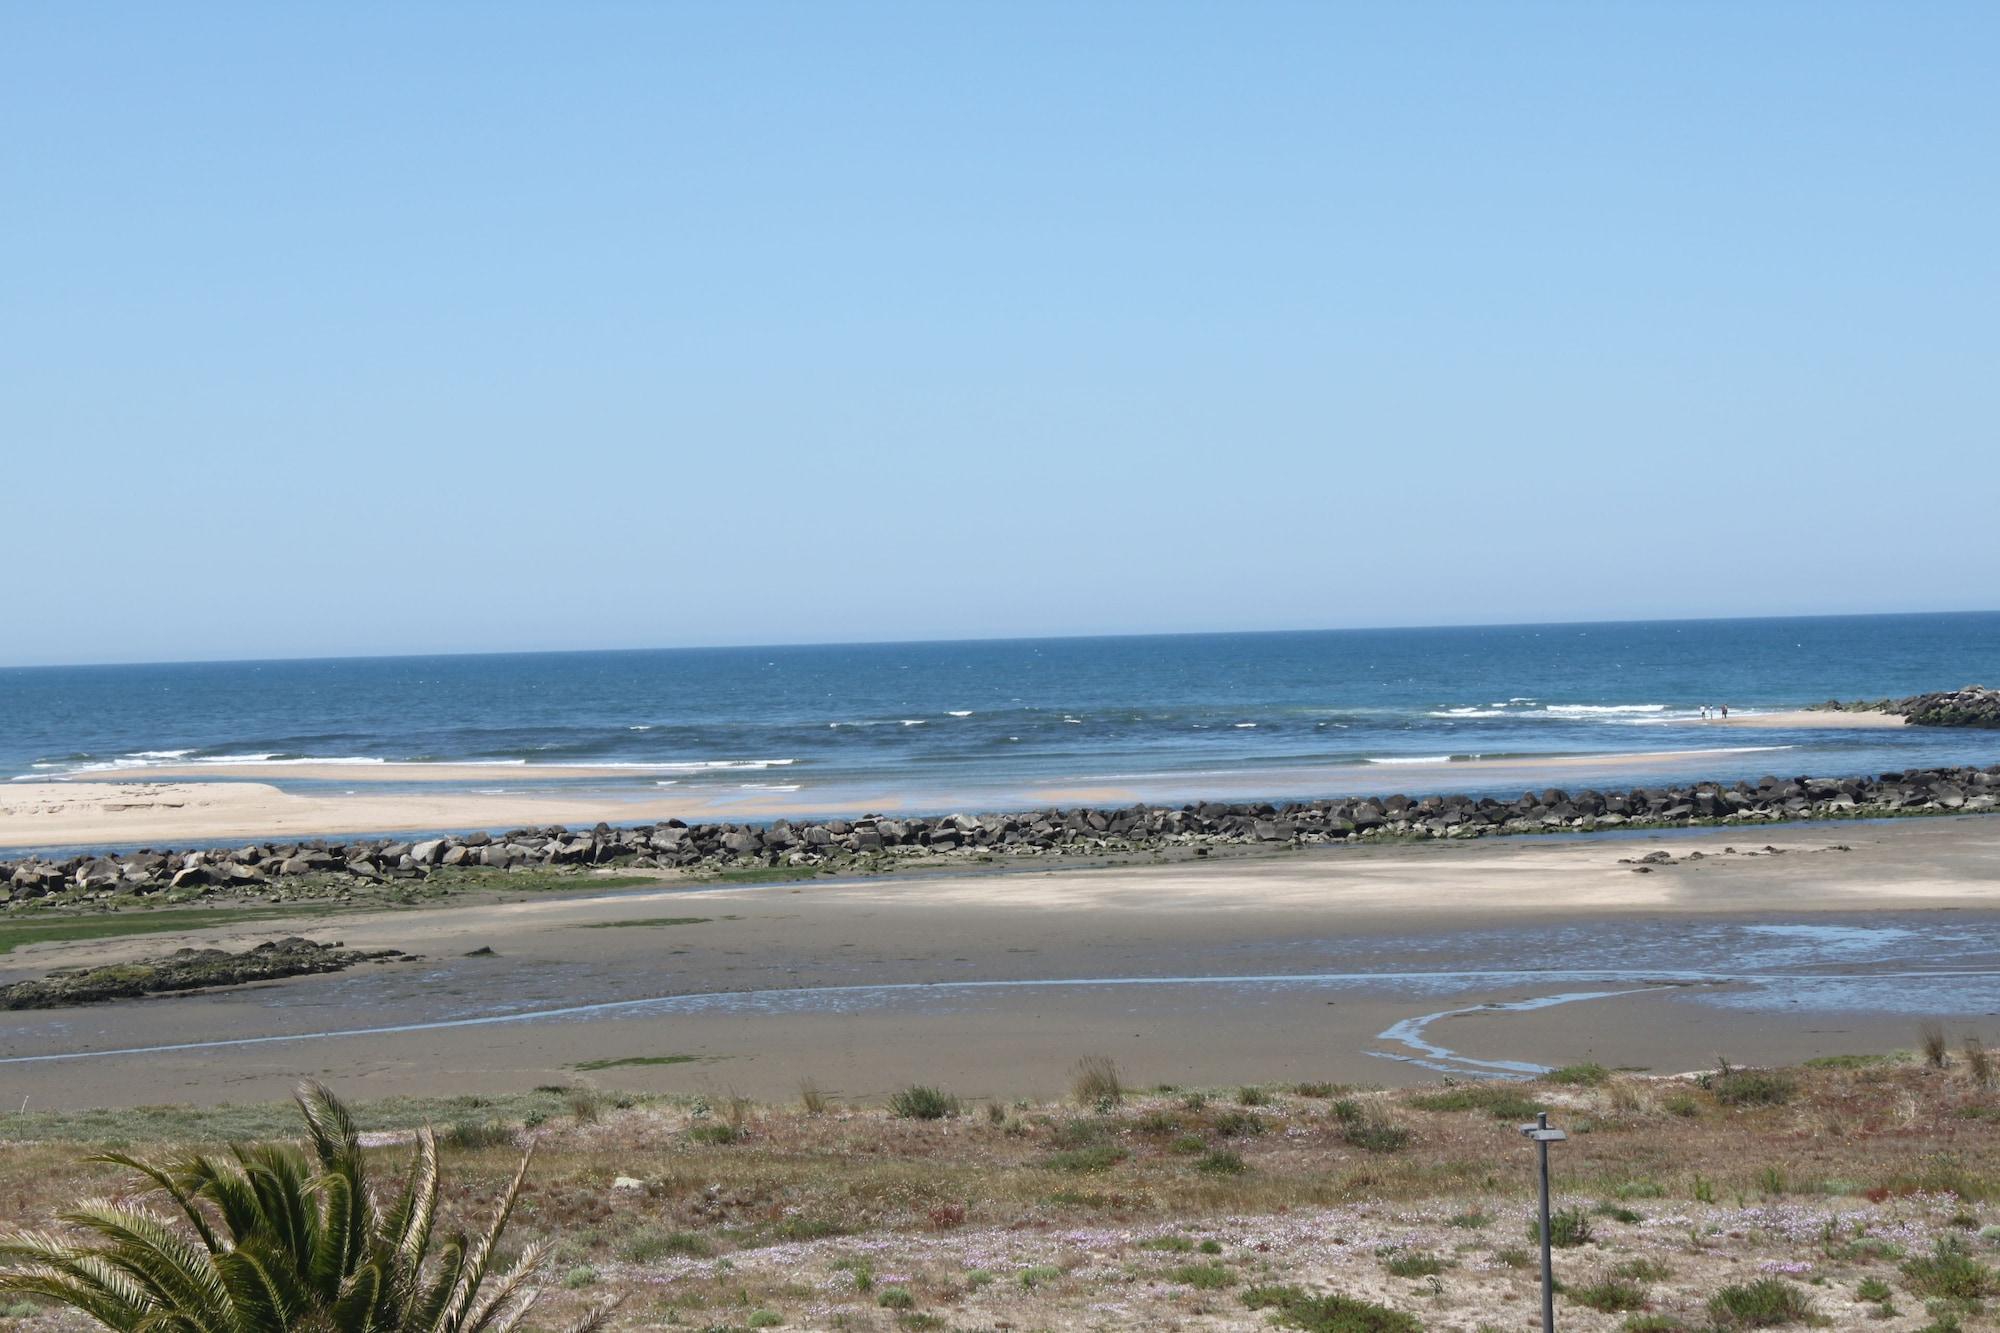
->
[0,737,1945,850]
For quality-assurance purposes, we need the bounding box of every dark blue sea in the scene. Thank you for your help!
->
[4,613,1998,813]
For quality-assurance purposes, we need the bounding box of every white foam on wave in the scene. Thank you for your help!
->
[643,758,796,771]
[1542,704,1668,716]
[946,710,974,717]
[628,725,653,731]
[738,782,802,792]
[1432,708,1509,718]
[901,719,926,727]
[1233,722,1257,729]
[1365,755,1456,765]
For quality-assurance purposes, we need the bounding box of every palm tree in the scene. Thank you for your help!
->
[0,1080,614,1332]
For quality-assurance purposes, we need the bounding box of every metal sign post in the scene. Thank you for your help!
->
[1519,1111,1567,1333]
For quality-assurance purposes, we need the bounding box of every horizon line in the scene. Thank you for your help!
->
[4,607,1996,674]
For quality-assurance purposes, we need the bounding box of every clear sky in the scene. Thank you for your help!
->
[4,3,1996,667]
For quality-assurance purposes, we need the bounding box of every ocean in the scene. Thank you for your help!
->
[4,612,1997,813]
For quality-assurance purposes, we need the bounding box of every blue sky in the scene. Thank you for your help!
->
[4,3,1995,666]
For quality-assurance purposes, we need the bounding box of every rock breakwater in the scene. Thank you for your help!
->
[3,764,1996,906]
[1815,684,2000,728]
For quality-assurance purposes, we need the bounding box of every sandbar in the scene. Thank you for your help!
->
[0,740,1920,849]
[1707,709,1907,730]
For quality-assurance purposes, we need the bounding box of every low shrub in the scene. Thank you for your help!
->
[876,1285,915,1309]
[620,1226,712,1262]
[1240,1285,1421,1333]
[1529,1207,1593,1249]
[1196,1149,1247,1175]
[1380,1250,1446,1278]
[1707,1279,1817,1328]
[1212,1110,1266,1138]
[1710,1069,1795,1107]
[1901,1236,1999,1301]
[1046,1144,1128,1173]
[1570,1278,1647,1312]
[1071,1054,1124,1107]
[688,1122,739,1145]
[1239,1085,1271,1107]
[1169,1261,1235,1289]
[1408,1085,1543,1121]
[1614,1258,1674,1281]
[1342,1117,1412,1153]
[1547,1062,1613,1086]
[890,1085,959,1120]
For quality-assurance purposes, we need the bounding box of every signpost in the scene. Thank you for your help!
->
[1519,1111,1568,1333]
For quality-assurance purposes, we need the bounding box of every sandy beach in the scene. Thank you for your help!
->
[5,815,1995,1110]
[0,729,1923,849]
[1707,709,1907,730]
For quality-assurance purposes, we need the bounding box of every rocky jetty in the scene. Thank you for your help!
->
[1815,684,2000,728]
[3,763,1996,905]
[0,937,407,1009]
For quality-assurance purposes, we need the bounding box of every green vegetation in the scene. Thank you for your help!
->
[1241,1285,1422,1333]
[1340,1115,1412,1153]
[1546,1061,1612,1086]
[1901,1236,1998,1301]
[1803,1053,1891,1070]
[1569,1277,1647,1312]
[1529,1207,1593,1249]
[1195,1149,1246,1175]
[1045,1145,1127,1173]
[1408,1085,1544,1120]
[1168,1261,1235,1289]
[1212,1110,1266,1137]
[1379,1250,1447,1278]
[620,1226,711,1262]
[1708,1068,1796,1107]
[1706,1279,1817,1328]
[889,1085,959,1120]
[1070,1054,1124,1106]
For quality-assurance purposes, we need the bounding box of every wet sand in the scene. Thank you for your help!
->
[2,816,1995,1110]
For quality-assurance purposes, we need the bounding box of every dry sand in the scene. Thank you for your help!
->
[1707,708,1907,730]
[0,780,825,849]
[3,815,1995,1111]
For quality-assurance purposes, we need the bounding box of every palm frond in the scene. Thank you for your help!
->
[92,1153,226,1255]
[294,1079,362,1171]
[434,1145,535,1332]
[59,1202,233,1329]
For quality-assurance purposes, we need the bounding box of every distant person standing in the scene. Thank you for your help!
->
[1720,704,1729,720]
[1700,705,1710,720]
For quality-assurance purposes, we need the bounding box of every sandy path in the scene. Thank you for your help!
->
[2,816,1995,1110]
